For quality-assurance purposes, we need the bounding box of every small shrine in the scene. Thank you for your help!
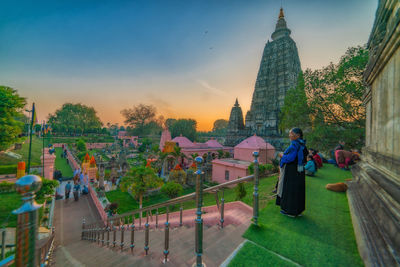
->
[81,153,98,181]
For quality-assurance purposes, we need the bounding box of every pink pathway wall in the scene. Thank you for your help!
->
[86,143,113,149]
[211,159,249,185]
[88,184,108,224]
[41,149,56,179]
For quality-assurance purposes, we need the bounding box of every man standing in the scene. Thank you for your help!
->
[65,181,71,201]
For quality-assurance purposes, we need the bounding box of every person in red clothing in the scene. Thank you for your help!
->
[309,149,323,169]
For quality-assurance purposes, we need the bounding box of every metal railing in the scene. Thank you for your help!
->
[37,229,55,267]
[82,152,273,266]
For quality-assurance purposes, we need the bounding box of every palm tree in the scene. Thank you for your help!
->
[170,146,187,166]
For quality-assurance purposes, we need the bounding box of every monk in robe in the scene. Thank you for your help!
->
[276,128,308,217]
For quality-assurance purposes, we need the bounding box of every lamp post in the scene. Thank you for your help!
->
[12,175,42,266]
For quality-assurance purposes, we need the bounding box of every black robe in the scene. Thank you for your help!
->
[276,148,308,216]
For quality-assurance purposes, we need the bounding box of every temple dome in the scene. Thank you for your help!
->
[172,136,194,148]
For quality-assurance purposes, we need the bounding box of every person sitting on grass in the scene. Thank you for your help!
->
[305,155,317,176]
[309,149,323,169]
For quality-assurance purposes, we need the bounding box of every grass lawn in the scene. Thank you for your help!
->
[228,164,362,267]
[0,136,44,166]
[0,192,21,227]
[54,147,74,177]
[106,175,277,216]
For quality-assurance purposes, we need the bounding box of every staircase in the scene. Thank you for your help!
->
[52,196,252,267]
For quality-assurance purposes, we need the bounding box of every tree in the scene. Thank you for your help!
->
[235,182,247,201]
[0,86,26,151]
[212,119,228,134]
[76,138,87,151]
[168,146,187,166]
[279,46,368,150]
[121,104,156,133]
[279,71,312,132]
[47,103,103,135]
[120,166,163,212]
[169,119,197,141]
[165,118,177,129]
[161,181,183,199]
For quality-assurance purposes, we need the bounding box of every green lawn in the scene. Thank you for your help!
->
[0,192,21,227]
[228,165,362,267]
[0,136,44,166]
[54,147,74,177]
[106,175,277,216]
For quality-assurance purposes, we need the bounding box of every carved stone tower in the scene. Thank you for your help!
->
[245,8,301,143]
[225,99,247,146]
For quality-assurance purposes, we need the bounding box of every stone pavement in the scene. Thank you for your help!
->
[52,194,253,267]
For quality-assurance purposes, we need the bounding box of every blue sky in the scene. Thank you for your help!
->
[0,0,377,130]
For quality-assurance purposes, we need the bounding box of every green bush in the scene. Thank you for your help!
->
[0,165,17,175]
[76,138,86,151]
[235,182,247,201]
[77,151,88,161]
[36,179,59,201]
[161,181,183,199]
[169,170,187,185]
[248,163,275,176]
[0,181,15,192]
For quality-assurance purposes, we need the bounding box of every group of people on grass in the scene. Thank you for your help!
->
[276,128,360,218]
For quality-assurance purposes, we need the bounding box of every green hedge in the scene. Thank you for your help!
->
[0,165,17,175]
[0,181,15,192]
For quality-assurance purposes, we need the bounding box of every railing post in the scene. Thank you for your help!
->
[144,211,149,255]
[81,218,85,240]
[113,224,116,248]
[106,225,110,247]
[253,151,259,226]
[120,225,125,252]
[179,203,183,227]
[163,206,170,263]
[12,175,42,267]
[194,156,204,267]
[1,229,5,260]
[156,208,159,229]
[97,225,101,244]
[220,188,225,228]
[102,226,105,246]
[130,215,135,253]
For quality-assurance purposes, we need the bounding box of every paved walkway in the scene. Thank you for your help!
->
[52,193,253,266]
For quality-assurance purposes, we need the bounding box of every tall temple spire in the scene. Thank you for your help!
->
[234,98,239,106]
[279,7,284,19]
[271,7,291,40]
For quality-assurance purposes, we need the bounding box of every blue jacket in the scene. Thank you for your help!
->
[280,139,306,171]
[305,160,316,173]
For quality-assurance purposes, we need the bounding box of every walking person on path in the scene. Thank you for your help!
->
[276,128,308,217]
[65,181,72,201]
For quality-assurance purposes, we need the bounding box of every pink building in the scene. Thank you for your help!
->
[159,131,233,163]
[211,135,275,184]
[171,135,233,161]
[159,129,172,151]
[118,131,138,148]
[234,135,275,164]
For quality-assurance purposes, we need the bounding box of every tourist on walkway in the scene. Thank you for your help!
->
[276,128,308,217]
[305,155,317,176]
[65,181,71,200]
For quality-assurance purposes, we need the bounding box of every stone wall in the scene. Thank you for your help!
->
[349,1,400,266]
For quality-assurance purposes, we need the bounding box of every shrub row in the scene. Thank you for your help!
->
[0,165,17,175]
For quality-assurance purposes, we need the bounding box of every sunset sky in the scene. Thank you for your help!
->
[0,0,377,131]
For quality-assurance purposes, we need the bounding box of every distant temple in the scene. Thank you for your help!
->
[225,8,301,150]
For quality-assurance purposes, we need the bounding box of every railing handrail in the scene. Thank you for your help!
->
[96,172,276,225]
